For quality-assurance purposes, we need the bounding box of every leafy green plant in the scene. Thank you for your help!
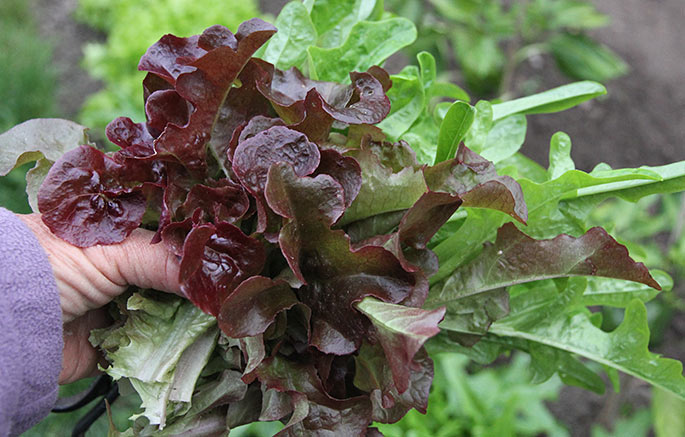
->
[377,353,568,437]
[386,0,628,97]
[75,0,260,136]
[591,408,651,437]
[2,0,685,435]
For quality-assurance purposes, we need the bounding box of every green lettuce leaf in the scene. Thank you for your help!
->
[0,118,91,211]
[260,1,317,71]
[486,278,685,399]
[90,291,217,428]
[377,66,425,140]
[491,81,606,121]
[434,101,475,164]
[308,0,383,48]
[307,18,417,83]
[427,223,659,338]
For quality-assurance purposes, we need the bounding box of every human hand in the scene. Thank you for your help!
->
[19,214,181,384]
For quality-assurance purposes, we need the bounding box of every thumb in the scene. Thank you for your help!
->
[19,213,182,321]
[97,228,182,296]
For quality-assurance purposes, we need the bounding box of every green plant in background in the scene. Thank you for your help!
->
[0,0,58,213]
[75,0,260,137]
[591,408,651,437]
[386,0,628,98]
[0,164,32,214]
[377,353,568,437]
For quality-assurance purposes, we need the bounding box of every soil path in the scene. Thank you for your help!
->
[33,0,104,118]
[522,0,685,171]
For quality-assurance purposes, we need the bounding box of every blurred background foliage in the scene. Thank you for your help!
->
[74,0,260,138]
[0,0,58,214]
[0,0,58,133]
[385,0,627,99]
[0,0,261,212]
[378,353,568,437]
[0,0,683,435]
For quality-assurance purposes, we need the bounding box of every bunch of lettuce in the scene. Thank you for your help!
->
[1,1,685,435]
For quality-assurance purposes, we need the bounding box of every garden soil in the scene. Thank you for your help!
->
[33,0,685,435]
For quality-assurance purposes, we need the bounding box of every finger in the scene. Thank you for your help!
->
[60,308,111,384]
[91,228,183,296]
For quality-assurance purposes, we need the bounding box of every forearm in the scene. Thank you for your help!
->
[0,208,63,436]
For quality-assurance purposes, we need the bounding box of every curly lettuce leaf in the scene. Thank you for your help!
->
[37,145,147,247]
[486,277,685,399]
[307,18,416,83]
[354,343,434,424]
[340,145,427,226]
[265,162,418,355]
[431,158,681,286]
[0,118,91,211]
[427,223,659,338]
[253,356,373,435]
[90,292,217,427]
[356,297,444,393]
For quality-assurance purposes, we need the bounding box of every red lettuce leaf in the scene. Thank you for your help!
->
[253,356,373,436]
[106,117,156,160]
[218,276,298,338]
[180,222,266,316]
[138,34,206,84]
[356,297,444,393]
[316,354,356,400]
[256,65,349,117]
[255,65,391,142]
[149,162,203,238]
[37,145,146,247]
[144,89,191,138]
[424,144,528,223]
[398,191,462,250]
[265,163,417,355]
[230,115,285,161]
[354,343,434,423]
[233,126,321,195]
[233,126,321,233]
[138,21,276,174]
[313,149,362,208]
[180,178,250,224]
[210,59,277,171]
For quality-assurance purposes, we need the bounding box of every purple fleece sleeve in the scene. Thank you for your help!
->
[0,208,63,436]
